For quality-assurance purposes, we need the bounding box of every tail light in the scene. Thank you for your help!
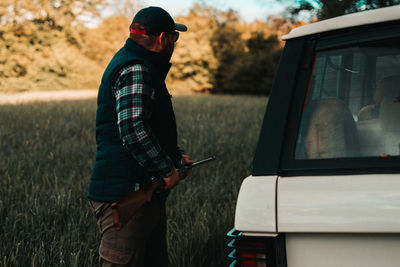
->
[227,228,286,267]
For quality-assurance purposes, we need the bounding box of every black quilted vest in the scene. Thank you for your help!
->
[88,38,179,202]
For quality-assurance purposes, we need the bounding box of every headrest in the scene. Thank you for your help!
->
[374,75,400,103]
[379,97,400,132]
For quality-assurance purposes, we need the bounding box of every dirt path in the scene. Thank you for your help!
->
[0,90,98,105]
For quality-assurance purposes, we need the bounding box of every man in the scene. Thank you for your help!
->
[87,6,193,266]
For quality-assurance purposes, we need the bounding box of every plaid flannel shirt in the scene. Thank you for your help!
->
[113,64,174,177]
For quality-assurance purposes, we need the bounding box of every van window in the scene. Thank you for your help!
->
[295,39,400,159]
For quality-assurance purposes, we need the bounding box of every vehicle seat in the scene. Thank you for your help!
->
[356,98,400,157]
[380,97,400,131]
[357,74,400,156]
[358,75,400,122]
[357,118,382,156]
[303,98,360,159]
[379,97,400,156]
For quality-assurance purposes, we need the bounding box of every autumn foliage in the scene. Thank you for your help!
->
[0,3,296,95]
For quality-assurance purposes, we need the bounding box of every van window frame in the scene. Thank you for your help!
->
[279,21,400,177]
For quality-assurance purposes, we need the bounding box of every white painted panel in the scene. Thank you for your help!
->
[286,233,400,267]
[283,5,400,40]
[234,175,277,233]
[278,174,400,233]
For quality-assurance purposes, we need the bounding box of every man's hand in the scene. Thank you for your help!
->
[163,168,180,190]
[163,155,194,189]
[179,154,194,180]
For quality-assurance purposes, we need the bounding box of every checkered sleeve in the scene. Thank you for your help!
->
[114,64,174,177]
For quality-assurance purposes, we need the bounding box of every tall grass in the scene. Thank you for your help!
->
[0,95,267,267]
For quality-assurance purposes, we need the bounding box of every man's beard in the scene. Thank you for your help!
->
[162,41,175,63]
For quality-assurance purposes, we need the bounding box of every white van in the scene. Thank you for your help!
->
[227,5,400,267]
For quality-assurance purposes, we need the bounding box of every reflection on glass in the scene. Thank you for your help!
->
[295,39,400,159]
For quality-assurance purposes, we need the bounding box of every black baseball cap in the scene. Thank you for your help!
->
[131,6,187,35]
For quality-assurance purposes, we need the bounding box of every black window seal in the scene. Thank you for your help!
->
[252,38,306,176]
[316,20,400,51]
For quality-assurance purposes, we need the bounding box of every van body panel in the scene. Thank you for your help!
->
[235,175,277,233]
[278,175,400,233]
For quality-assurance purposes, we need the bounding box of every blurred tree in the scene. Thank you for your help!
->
[104,0,143,19]
[244,33,282,95]
[9,0,102,26]
[166,4,220,93]
[80,14,131,64]
[209,12,246,94]
[0,2,290,93]
[277,0,400,20]
[168,4,290,94]
[0,0,106,91]
[210,25,282,95]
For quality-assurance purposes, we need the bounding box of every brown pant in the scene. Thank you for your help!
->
[89,196,168,267]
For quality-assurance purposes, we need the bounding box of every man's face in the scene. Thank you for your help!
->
[162,32,177,62]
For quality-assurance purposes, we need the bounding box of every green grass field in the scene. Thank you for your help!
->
[0,95,267,267]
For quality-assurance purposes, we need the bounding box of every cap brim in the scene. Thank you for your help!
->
[175,23,187,32]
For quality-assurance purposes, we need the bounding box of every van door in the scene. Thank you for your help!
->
[277,32,400,267]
